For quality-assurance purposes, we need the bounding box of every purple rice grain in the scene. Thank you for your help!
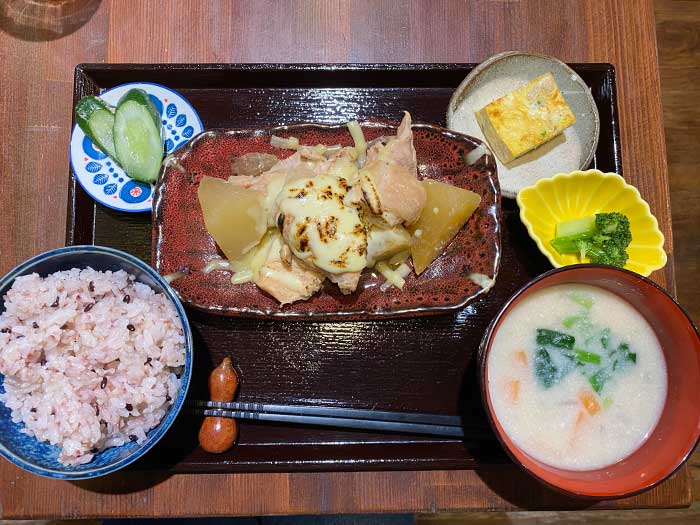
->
[84,302,94,312]
[123,294,131,304]
[100,376,108,389]
[126,324,135,331]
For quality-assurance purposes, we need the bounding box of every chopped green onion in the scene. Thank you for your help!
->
[574,349,601,364]
[617,342,637,363]
[567,292,594,309]
[563,315,583,329]
[589,369,610,394]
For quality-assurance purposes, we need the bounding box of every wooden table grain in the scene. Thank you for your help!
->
[0,0,686,518]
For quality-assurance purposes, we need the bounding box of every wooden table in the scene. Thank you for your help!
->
[0,0,686,518]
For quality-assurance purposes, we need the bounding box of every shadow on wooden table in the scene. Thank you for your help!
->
[0,0,101,42]
[474,466,595,511]
[70,470,174,494]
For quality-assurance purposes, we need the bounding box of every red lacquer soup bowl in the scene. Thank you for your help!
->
[479,265,700,498]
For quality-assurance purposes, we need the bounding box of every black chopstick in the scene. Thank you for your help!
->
[188,408,465,437]
[186,400,462,426]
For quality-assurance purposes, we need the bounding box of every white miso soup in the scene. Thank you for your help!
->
[487,284,667,471]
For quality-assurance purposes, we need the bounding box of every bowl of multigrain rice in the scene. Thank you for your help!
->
[0,245,192,479]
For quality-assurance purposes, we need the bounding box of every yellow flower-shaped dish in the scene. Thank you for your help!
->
[516,170,667,276]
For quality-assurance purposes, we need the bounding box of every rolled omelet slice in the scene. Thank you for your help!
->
[475,72,576,164]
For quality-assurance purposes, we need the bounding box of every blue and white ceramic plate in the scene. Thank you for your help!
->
[70,82,204,213]
[0,245,193,479]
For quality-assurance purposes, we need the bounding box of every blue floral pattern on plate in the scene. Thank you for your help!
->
[70,83,204,213]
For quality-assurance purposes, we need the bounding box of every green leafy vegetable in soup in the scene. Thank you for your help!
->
[534,348,558,389]
[533,292,637,399]
[486,283,667,472]
[536,328,575,349]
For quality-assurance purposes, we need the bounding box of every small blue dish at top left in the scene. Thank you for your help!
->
[69,82,204,213]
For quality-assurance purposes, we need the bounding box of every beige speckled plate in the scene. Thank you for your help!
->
[447,51,600,198]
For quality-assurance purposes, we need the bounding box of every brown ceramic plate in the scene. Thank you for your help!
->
[152,121,501,319]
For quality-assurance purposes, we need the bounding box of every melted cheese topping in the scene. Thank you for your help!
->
[276,174,367,273]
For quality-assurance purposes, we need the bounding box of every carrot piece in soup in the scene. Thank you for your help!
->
[579,390,602,416]
[572,410,587,442]
[507,380,520,403]
[516,350,527,367]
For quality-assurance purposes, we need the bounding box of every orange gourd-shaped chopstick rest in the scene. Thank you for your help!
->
[198,357,239,453]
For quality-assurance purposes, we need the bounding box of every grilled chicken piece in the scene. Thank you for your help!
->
[254,236,324,305]
[327,271,362,295]
[359,112,426,226]
[366,226,412,267]
[224,113,427,303]
[276,173,367,275]
[281,236,361,295]
[367,111,417,170]
[360,161,426,226]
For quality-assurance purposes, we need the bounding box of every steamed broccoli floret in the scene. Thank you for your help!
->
[550,212,631,268]
[594,213,632,247]
[585,241,629,267]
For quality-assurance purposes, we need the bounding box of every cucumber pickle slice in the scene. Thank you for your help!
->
[113,89,164,183]
[74,96,118,161]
